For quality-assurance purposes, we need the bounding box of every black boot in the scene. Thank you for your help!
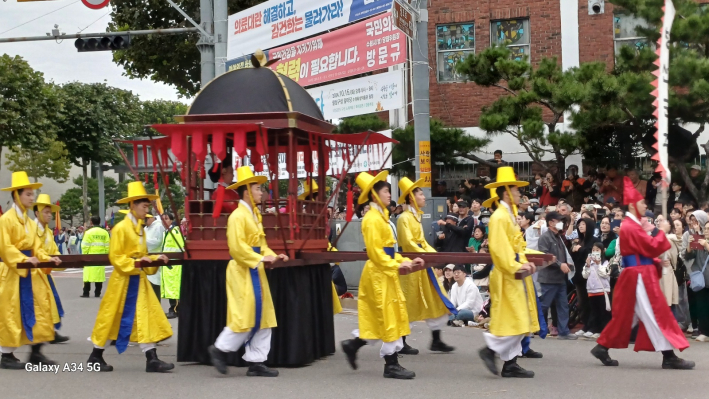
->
[429,330,455,352]
[478,347,498,375]
[166,311,178,319]
[247,362,279,377]
[50,332,70,344]
[81,282,90,298]
[27,344,56,366]
[207,345,228,375]
[661,350,695,370]
[145,348,174,373]
[591,344,619,367]
[0,353,25,370]
[94,282,103,298]
[501,357,534,378]
[383,354,415,379]
[399,336,419,355]
[87,348,113,372]
[521,348,543,358]
[341,338,367,370]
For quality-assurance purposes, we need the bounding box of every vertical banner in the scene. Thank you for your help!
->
[650,0,674,216]
[419,141,431,188]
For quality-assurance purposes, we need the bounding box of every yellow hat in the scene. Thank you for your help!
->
[298,179,319,200]
[117,181,159,204]
[356,170,389,205]
[32,193,59,212]
[1,171,42,192]
[481,188,498,208]
[484,166,529,189]
[226,166,267,190]
[397,177,424,205]
[119,209,153,218]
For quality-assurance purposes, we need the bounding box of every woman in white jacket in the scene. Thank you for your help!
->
[582,242,611,339]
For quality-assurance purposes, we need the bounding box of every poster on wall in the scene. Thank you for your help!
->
[227,0,394,60]
[306,69,404,120]
[226,13,406,87]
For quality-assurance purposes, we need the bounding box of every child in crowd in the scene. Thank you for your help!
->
[582,242,611,339]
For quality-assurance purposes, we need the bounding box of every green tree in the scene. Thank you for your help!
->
[334,114,389,134]
[0,54,60,166]
[392,119,489,178]
[55,82,142,223]
[456,46,584,170]
[141,99,188,126]
[108,0,265,97]
[5,140,72,186]
[58,187,84,227]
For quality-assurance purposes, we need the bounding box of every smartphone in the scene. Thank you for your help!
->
[690,234,704,250]
[610,219,621,230]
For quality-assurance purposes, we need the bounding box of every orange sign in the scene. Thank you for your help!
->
[419,141,431,188]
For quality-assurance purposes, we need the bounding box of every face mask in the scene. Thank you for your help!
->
[555,222,564,230]
[535,179,541,185]
[481,218,490,224]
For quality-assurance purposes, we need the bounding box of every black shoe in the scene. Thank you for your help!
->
[521,348,543,359]
[0,354,25,370]
[208,345,228,375]
[94,293,101,298]
[247,362,279,377]
[383,354,415,379]
[478,347,498,375]
[27,344,56,366]
[341,338,366,370]
[145,349,174,373]
[166,311,178,319]
[429,330,455,352]
[87,348,113,372]
[501,359,534,378]
[662,356,695,370]
[50,333,70,344]
[399,341,419,355]
[591,344,619,367]
[80,294,90,298]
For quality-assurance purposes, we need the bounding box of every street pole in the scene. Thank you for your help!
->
[213,0,228,77]
[198,0,216,87]
[97,162,105,227]
[412,0,431,197]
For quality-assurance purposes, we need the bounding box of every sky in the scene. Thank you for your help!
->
[0,0,187,102]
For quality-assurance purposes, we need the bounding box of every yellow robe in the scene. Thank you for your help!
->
[328,243,342,315]
[0,206,52,347]
[397,209,450,321]
[90,216,173,346]
[37,223,65,326]
[225,201,277,333]
[358,204,411,342]
[487,201,539,337]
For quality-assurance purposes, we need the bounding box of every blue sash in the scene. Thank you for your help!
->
[246,247,263,345]
[417,244,458,315]
[622,255,653,267]
[383,246,395,259]
[47,275,64,330]
[116,275,140,354]
[17,250,35,342]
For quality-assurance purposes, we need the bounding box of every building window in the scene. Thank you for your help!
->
[613,12,652,56]
[490,19,530,62]
[436,23,475,82]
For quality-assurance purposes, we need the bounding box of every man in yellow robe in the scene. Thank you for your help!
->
[208,166,289,377]
[396,177,454,354]
[341,171,424,380]
[32,194,70,344]
[478,166,539,378]
[0,172,61,370]
[86,181,172,373]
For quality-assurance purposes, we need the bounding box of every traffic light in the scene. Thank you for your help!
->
[75,35,130,52]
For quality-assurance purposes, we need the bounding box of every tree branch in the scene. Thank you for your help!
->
[492,83,517,96]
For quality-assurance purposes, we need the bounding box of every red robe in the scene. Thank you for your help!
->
[597,214,689,352]
[221,188,239,213]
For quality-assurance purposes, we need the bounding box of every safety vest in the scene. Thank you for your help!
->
[81,226,110,255]
[162,226,184,255]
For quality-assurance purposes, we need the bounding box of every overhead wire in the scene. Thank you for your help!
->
[0,0,81,36]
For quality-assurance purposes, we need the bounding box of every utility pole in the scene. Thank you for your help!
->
[213,0,228,77]
[96,162,105,227]
[412,0,431,197]
[198,0,215,86]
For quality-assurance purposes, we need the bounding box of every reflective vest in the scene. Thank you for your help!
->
[162,226,184,256]
[81,227,110,256]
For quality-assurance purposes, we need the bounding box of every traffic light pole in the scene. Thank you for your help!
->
[0,27,200,44]
[412,0,431,197]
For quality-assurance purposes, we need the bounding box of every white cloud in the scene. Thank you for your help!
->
[0,0,190,103]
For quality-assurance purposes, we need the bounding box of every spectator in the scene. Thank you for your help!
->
[180,217,188,235]
[670,207,683,223]
[529,173,544,200]
[538,211,576,340]
[518,196,531,213]
[600,166,623,204]
[472,244,491,291]
[488,150,507,179]
[457,181,471,200]
[517,212,534,234]
[435,180,448,197]
[684,219,709,342]
[524,217,547,251]
[540,171,563,207]
[449,265,484,326]
[626,168,648,197]
[470,198,484,225]
[598,216,617,249]
[435,214,460,252]
[468,179,488,202]
[604,196,619,210]
[669,181,694,210]
[68,230,80,254]
[659,217,680,312]
[570,218,601,337]
[684,210,709,338]
[581,242,611,339]
[387,201,398,219]
[432,265,445,284]
[467,225,487,252]
[561,165,590,211]
[436,201,475,253]
[442,264,455,294]
[645,172,663,214]
[672,218,691,330]
[451,201,459,215]
[55,227,67,255]
[690,165,703,189]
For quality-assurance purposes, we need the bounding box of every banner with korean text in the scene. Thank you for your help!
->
[226,12,406,87]
[306,69,404,120]
[227,0,393,59]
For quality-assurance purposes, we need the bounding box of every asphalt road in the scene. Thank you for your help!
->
[2,275,707,399]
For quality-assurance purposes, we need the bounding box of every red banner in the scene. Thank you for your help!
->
[266,12,405,87]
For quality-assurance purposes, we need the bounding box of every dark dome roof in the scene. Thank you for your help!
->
[187,67,324,120]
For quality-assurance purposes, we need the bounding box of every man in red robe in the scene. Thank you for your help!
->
[591,177,693,370]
